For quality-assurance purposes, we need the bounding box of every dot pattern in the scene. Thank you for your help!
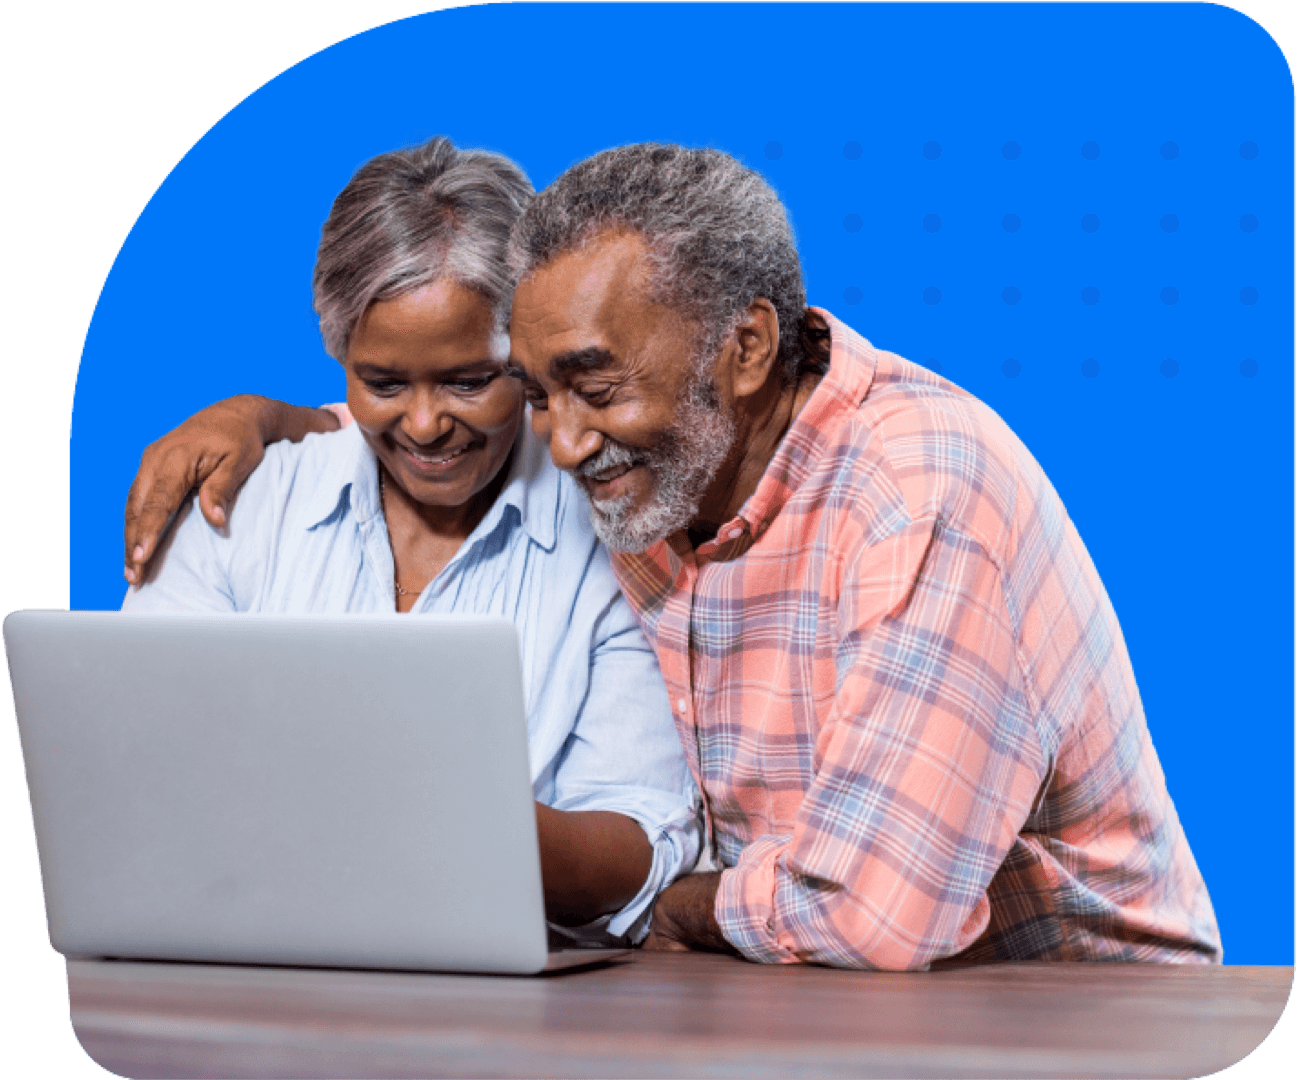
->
[864,137,1272,382]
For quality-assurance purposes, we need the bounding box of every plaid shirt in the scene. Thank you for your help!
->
[612,312,1221,969]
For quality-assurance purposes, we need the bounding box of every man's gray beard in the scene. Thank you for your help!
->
[574,367,737,553]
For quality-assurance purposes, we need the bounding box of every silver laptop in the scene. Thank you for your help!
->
[4,610,628,974]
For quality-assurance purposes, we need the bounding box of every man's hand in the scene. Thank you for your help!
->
[124,396,339,584]
[643,871,739,954]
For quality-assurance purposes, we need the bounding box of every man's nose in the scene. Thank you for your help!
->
[540,398,604,474]
[402,391,453,444]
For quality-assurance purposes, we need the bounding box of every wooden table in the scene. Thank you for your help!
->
[68,952,1290,1079]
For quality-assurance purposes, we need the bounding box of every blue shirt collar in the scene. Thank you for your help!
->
[303,422,559,551]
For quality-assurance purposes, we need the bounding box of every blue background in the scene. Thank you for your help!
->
[72,4,1294,963]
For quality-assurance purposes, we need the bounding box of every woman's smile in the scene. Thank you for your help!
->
[393,437,481,474]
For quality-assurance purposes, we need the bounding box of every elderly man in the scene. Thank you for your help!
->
[124,143,1219,970]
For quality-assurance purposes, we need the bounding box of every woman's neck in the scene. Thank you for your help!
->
[378,451,514,611]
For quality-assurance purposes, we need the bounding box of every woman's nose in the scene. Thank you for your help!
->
[402,392,453,445]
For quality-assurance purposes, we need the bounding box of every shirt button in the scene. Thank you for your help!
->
[727,527,742,540]
[676,697,689,714]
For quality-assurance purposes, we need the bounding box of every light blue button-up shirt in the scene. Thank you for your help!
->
[123,422,701,942]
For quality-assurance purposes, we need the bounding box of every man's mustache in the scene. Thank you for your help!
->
[574,440,651,482]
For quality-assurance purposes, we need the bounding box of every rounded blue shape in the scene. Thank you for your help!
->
[1240,357,1259,378]
[1081,286,1100,306]
[1160,140,1180,160]
[1001,140,1021,160]
[1001,213,1021,233]
[922,141,942,160]
[923,286,943,305]
[1160,286,1180,306]
[928,358,943,374]
[843,213,863,233]
[1240,213,1259,233]
[1240,286,1259,305]
[1161,357,1180,378]
[842,285,863,306]
[764,140,784,161]
[923,213,942,233]
[1240,140,1259,160]
[842,140,863,160]
[1002,286,1021,305]
[1002,357,1021,378]
[1081,140,1101,160]
[1081,213,1101,233]
[1081,357,1100,378]
[1160,213,1180,233]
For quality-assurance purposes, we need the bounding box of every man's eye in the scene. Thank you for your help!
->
[576,385,613,406]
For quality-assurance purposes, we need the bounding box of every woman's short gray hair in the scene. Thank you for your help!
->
[506,144,814,384]
[313,136,533,360]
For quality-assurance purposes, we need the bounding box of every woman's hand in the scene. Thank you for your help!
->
[124,396,339,584]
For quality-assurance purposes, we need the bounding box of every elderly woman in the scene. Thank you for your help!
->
[123,137,700,944]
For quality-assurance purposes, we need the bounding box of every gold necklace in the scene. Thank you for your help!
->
[378,469,417,598]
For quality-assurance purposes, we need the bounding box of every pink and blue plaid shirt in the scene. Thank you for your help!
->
[613,312,1221,969]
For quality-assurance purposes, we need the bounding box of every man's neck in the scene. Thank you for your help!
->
[692,366,821,539]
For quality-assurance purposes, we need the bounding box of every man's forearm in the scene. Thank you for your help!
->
[249,395,340,444]
[534,804,652,927]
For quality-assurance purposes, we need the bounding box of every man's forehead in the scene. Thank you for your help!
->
[509,232,661,375]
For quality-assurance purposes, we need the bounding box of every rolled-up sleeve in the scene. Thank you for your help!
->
[549,592,702,943]
[714,518,1047,969]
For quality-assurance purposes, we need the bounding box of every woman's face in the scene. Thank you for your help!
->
[344,279,524,509]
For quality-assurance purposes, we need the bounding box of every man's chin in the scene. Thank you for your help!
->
[586,494,678,554]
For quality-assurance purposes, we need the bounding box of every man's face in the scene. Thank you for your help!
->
[508,231,736,551]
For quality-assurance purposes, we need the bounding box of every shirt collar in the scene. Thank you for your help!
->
[731,308,877,542]
[302,421,559,551]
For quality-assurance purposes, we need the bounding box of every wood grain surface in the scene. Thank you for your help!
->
[67,951,1292,1079]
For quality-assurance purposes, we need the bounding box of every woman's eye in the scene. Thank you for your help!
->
[363,379,404,396]
[523,388,549,410]
[448,374,498,393]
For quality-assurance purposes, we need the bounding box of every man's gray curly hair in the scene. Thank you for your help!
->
[313,136,533,360]
[506,144,815,385]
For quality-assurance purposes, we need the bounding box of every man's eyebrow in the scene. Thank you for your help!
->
[550,348,618,377]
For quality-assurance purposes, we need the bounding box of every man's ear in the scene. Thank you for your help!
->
[723,298,781,401]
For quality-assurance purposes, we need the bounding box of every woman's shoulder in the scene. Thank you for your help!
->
[229,425,367,530]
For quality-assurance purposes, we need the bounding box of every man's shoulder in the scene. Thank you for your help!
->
[818,349,1039,559]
